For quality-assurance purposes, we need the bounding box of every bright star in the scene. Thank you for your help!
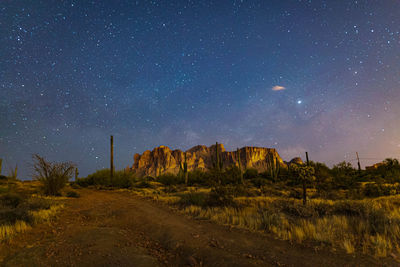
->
[297,100,302,104]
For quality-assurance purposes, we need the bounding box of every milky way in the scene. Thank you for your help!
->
[1,1,400,178]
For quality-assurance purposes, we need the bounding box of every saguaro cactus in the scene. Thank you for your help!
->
[266,153,280,181]
[183,153,188,185]
[237,148,243,184]
[110,135,114,181]
[75,168,79,181]
[179,162,183,176]
[213,142,223,171]
[9,164,17,180]
[0,158,2,175]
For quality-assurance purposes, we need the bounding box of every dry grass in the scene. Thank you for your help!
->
[137,185,400,258]
[29,204,64,224]
[131,188,159,197]
[0,203,63,242]
[0,181,65,242]
[343,239,355,254]
[154,195,180,204]
[0,221,31,241]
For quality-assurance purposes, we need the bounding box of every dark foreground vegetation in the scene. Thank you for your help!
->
[0,179,65,241]
[0,155,79,241]
[2,153,400,258]
[74,157,400,257]
[76,158,400,200]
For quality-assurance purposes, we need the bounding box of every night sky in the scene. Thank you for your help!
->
[1,1,400,179]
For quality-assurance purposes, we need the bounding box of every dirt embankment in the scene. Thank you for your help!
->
[0,189,395,266]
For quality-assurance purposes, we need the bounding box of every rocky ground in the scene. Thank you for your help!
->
[0,189,395,266]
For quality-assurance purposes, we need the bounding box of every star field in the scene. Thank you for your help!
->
[1,1,400,178]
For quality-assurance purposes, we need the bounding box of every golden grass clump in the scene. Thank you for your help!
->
[0,204,63,242]
[371,234,393,257]
[0,221,31,241]
[343,239,355,254]
[155,195,180,204]
[29,204,64,224]
[132,188,158,197]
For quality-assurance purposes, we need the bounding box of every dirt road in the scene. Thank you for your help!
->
[0,189,395,266]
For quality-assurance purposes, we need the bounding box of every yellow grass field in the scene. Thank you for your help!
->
[135,185,400,258]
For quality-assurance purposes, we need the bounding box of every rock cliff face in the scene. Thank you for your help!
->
[130,143,286,177]
[289,157,304,165]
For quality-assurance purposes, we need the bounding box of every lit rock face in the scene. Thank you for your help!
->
[131,143,286,177]
[288,157,304,165]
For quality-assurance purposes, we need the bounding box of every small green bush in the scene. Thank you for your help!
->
[259,185,286,197]
[0,208,30,224]
[158,173,183,185]
[66,190,80,198]
[207,185,236,207]
[314,189,343,200]
[251,177,268,188]
[331,161,358,189]
[221,166,243,185]
[276,200,318,218]
[288,189,302,199]
[361,183,399,198]
[143,176,156,181]
[205,167,243,186]
[332,201,371,217]
[76,169,135,188]
[187,170,209,186]
[0,193,23,208]
[70,183,80,189]
[24,197,52,210]
[134,180,152,188]
[0,185,9,194]
[231,184,256,197]
[363,183,383,197]
[244,168,258,180]
[163,185,178,193]
[81,169,111,186]
[112,171,135,188]
[178,192,208,207]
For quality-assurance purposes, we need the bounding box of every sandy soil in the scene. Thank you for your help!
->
[0,189,396,266]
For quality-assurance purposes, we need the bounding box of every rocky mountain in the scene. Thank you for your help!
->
[130,143,290,177]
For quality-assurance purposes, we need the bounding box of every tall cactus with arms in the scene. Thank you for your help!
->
[183,153,188,185]
[213,142,223,171]
[266,153,280,181]
[237,148,244,184]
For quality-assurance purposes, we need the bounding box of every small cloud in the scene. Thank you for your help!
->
[272,85,286,91]
[184,130,200,146]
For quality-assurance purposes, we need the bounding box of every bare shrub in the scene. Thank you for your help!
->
[32,154,75,196]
